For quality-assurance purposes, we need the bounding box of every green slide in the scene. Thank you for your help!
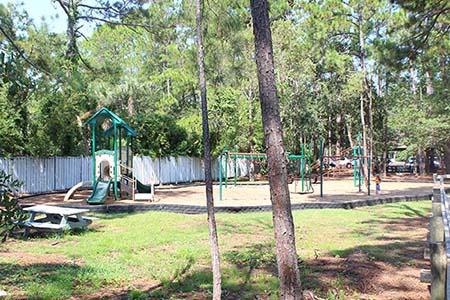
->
[136,179,152,193]
[86,178,112,205]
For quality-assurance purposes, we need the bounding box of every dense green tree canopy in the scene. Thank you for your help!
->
[0,0,448,171]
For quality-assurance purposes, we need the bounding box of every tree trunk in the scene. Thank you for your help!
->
[444,140,450,174]
[65,0,79,65]
[409,57,417,98]
[426,69,434,95]
[345,116,354,149]
[128,95,134,116]
[336,113,342,156]
[358,5,368,186]
[195,1,222,299]
[250,1,302,299]
[328,115,332,156]
[380,71,388,175]
[418,147,425,175]
[368,78,374,174]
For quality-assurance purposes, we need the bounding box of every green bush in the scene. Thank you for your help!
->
[0,171,25,242]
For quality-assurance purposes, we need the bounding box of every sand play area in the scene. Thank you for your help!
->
[20,176,434,208]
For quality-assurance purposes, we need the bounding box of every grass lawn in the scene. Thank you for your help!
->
[0,201,429,299]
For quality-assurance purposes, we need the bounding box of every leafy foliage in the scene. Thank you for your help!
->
[0,171,25,242]
[0,0,448,171]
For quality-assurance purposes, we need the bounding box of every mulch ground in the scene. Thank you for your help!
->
[19,173,434,208]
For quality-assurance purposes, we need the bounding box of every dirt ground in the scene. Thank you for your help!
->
[21,173,434,208]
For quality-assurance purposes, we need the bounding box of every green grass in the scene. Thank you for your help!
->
[0,201,430,299]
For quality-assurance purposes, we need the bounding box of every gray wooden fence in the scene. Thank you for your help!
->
[0,156,251,194]
[423,174,450,300]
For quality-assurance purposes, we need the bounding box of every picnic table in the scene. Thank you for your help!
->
[21,205,94,237]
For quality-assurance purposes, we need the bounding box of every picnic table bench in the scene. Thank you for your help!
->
[20,205,95,237]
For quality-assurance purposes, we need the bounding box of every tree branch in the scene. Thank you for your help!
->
[0,25,52,76]
[54,0,70,17]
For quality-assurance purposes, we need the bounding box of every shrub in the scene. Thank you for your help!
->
[0,171,25,242]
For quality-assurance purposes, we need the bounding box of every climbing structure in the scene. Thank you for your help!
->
[86,107,138,202]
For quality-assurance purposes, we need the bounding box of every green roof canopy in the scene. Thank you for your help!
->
[86,107,137,136]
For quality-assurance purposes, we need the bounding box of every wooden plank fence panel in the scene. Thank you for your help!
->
[1,155,252,194]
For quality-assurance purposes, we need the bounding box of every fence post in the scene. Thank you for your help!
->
[430,185,446,300]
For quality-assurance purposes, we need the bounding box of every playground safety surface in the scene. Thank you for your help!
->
[20,175,435,213]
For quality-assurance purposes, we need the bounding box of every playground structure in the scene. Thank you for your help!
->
[64,107,154,204]
[218,145,315,201]
[218,137,372,201]
[318,138,371,198]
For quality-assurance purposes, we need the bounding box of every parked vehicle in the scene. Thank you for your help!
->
[337,157,353,169]
[405,156,440,171]
[323,157,354,169]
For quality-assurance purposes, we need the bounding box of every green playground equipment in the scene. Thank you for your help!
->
[218,145,314,201]
[352,133,371,195]
[318,134,371,198]
[86,107,138,204]
[86,178,112,204]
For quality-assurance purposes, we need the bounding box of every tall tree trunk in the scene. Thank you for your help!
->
[379,69,388,175]
[358,5,368,186]
[64,0,79,66]
[444,140,450,174]
[250,1,302,299]
[328,115,332,156]
[195,1,222,299]
[128,95,134,116]
[368,78,374,174]
[426,69,433,95]
[336,113,342,156]
[409,57,417,98]
[345,116,354,149]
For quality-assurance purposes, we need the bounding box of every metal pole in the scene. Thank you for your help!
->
[119,128,122,198]
[368,156,371,196]
[91,124,96,186]
[353,146,357,187]
[113,122,118,200]
[224,148,228,188]
[358,146,362,193]
[126,135,129,176]
[320,139,323,198]
[219,152,222,201]
[301,144,305,192]
[234,145,237,187]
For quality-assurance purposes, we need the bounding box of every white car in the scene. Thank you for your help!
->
[337,157,353,169]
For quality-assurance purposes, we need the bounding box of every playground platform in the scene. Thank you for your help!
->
[19,177,435,214]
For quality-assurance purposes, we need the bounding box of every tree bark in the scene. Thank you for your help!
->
[345,116,354,149]
[409,57,417,98]
[444,140,450,174]
[358,4,368,186]
[250,1,302,299]
[426,69,434,95]
[128,95,134,116]
[336,113,342,156]
[195,1,222,299]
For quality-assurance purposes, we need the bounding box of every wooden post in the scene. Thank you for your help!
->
[430,242,446,300]
[429,183,447,300]
[433,187,443,216]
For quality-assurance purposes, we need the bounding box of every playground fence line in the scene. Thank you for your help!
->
[0,156,251,194]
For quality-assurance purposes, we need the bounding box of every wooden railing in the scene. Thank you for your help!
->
[423,174,450,299]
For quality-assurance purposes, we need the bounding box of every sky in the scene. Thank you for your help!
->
[1,0,67,33]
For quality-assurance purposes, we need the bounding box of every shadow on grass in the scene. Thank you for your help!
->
[2,202,429,299]
[11,226,103,241]
[146,208,429,299]
[0,262,99,300]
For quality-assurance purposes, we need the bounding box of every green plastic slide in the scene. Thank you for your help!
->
[86,178,112,205]
[136,179,152,193]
